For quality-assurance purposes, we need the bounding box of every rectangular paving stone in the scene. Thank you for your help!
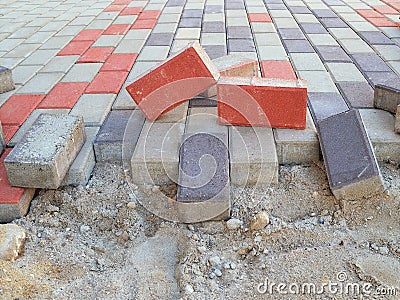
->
[358,31,395,45]
[62,126,98,186]
[298,70,338,93]
[218,77,308,128]
[227,26,253,39]
[230,126,278,185]
[0,66,15,94]
[136,45,170,61]
[326,62,366,82]
[337,81,374,108]
[146,33,174,46]
[200,54,259,97]
[274,110,320,164]
[203,45,227,59]
[290,53,326,71]
[308,92,349,122]
[131,122,184,185]
[127,42,219,121]
[179,18,202,28]
[278,28,305,40]
[283,39,315,53]
[202,21,225,33]
[300,23,328,34]
[70,94,115,127]
[177,132,230,222]
[94,110,145,164]
[319,17,348,28]
[367,72,400,90]
[0,149,35,223]
[339,39,374,54]
[374,84,400,114]
[9,109,70,147]
[360,109,400,162]
[5,114,85,189]
[317,109,384,200]
[154,102,188,123]
[351,53,392,73]
[315,46,352,62]
[228,39,256,52]
[17,72,63,94]
[12,65,42,85]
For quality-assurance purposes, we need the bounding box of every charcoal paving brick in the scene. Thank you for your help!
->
[288,6,311,14]
[320,18,348,28]
[203,45,227,59]
[312,9,337,18]
[373,84,400,114]
[227,26,253,39]
[0,66,15,94]
[227,39,255,52]
[308,92,349,122]
[283,39,314,53]
[358,31,395,45]
[351,53,392,72]
[146,33,174,46]
[94,110,145,163]
[366,72,400,90]
[5,114,85,189]
[315,46,352,62]
[317,109,384,200]
[202,22,225,33]
[300,23,328,34]
[337,82,374,108]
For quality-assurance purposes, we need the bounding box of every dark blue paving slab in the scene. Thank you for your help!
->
[308,92,349,122]
[288,6,312,14]
[366,71,400,90]
[358,31,395,45]
[351,53,392,73]
[182,9,203,18]
[94,110,145,163]
[312,9,337,18]
[203,45,227,59]
[283,39,315,53]
[227,26,253,39]
[300,23,328,34]
[278,28,306,40]
[315,46,352,62]
[146,33,174,46]
[228,39,256,52]
[337,81,374,108]
[179,18,202,28]
[317,109,383,200]
[202,21,225,33]
[177,132,229,202]
[319,18,348,28]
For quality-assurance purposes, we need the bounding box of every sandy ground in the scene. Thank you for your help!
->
[1,161,399,300]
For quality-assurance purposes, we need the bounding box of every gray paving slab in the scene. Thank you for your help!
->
[307,92,349,123]
[5,114,85,189]
[317,109,384,200]
[16,72,63,94]
[40,55,79,73]
[61,63,102,82]
[70,94,115,127]
[337,81,374,108]
[94,110,145,164]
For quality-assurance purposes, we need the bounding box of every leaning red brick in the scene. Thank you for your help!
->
[126,41,219,121]
[217,77,307,129]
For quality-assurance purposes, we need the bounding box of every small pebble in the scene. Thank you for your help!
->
[226,218,243,230]
[318,218,325,225]
[126,202,136,209]
[214,268,222,277]
[230,262,237,269]
[185,284,194,294]
[250,212,270,231]
[80,225,91,233]
[209,256,221,267]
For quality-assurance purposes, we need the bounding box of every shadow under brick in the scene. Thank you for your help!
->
[316,46,352,62]
[308,92,349,123]
[189,97,217,107]
[337,81,374,108]
[351,53,392,72]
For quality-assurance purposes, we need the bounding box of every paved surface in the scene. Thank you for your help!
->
[0,0,399,205]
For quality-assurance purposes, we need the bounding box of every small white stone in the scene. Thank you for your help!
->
[127,201,136,209]
[80,225,90,233]
[214,268,222,277]
[226,218,243,230]
[209,256,221,267]
[230,262,237,269]
[185,284,194,294]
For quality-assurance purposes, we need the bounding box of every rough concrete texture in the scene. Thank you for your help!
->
[396,105,400,134]
[317,109,384,200]
[0,121,5,154]
[185,107,227,135]
[8,108,70,147]
[199,54,259,97]
[62,126,99,186]
[5,114,85,189]
[177,133,230,222]
[274,110,320,164]
[155,101,188,123]
[359,109,400,163]
[0,66,15,94]
[230,126,278,185]
[0,149,35,223]
[131,122,184,185]
[374,84,400,114]
[217,77,308,128]
[94,110,145,164]
[126,41,219,121]
[0,224,26,261]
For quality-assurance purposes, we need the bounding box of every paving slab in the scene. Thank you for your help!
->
[186,107,228,135]
[0,66,15,94]
[359,109,400,163]
[337,82,374,108]
[5,114,85,189]
[308,92,349,123]
[62,126,99,186]
[0,149,35,223]
[131,122,184,185]
[274,110,320,165]
[230,125,278,185]
[317,109,384,200]
[177,132,230,222]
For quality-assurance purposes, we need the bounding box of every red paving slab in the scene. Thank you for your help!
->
[73,30,104,42]
[2,126,19,143]
[0,94,45,126]
[131,19,157,29]
[120,7,143,15]
[356,9,384,18]
[104,4,126,12]
[261,61,297,80]
[248,13,272,23]
[38,82,89,109]
[85,71,129,94]
[58,40,94,56]
[104,24,131,35]
[112,0,131,4]
[0,149,27,205]
[373,5,398,14]
[101,53,138,71]
[78,47,115,63]
[367,17,398,27]
[138,10,161,20]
